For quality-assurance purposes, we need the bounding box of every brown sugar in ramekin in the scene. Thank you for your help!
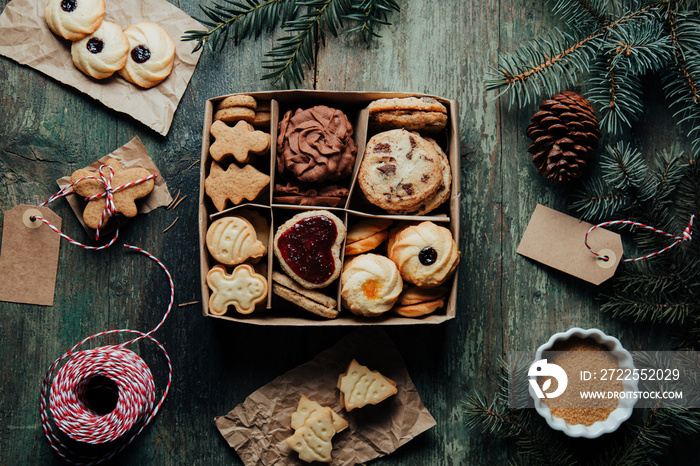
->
[540,337,623,426]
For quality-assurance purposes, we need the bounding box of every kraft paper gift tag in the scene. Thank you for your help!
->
[517,204,623,285]
[0,205,61,306]
[0,0,203,135]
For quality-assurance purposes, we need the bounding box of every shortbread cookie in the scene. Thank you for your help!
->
[396,137,452,215]
[71,21,129,80]
[285,408,336,463]
[273,210,346,289]
[358,129,443,212]
[210,120,271,164]
[45,0,105,41]
[277,105,357,183]
[337,359,397,411]
[236,209,270,256]
[119,22,175,88]
[272,272,338,318]
[217,94,257,110]
[291,396,348,433]
[387,221,460,288]
[340,254,403,317]
[251,110,271,128]
[213,107,255,124]
[206,216,266,266]
[345,218,393,256]
[368,96,448,133]
[70,158,155,230]
[393,286,448,317]
[205,161,270,211]
[206,264,267,315]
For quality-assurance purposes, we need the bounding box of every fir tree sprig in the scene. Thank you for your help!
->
[570,143,699,338]
[487,1,700,150]
[182,0,298,52]
[182,0,399,87]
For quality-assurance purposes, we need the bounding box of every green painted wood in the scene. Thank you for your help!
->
[0,1,694,465]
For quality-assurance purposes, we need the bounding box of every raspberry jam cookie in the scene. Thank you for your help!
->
[273,210,346,289]
[119,22,175,88]
[45,0,105,41]
[71,21,129,79]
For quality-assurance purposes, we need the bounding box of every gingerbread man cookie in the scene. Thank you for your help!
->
[70,158,155,230]
[206,264,268,315]
[209,120,270,163]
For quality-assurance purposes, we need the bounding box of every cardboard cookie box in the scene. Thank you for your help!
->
[198,90,460,325]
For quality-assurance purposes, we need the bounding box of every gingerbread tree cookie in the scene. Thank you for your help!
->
[337,359,397,411]
[204,162,270,211]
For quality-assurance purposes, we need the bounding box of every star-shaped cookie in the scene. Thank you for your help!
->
[70,158,155,230]
[209,120,270,163]
[205,162,270,211]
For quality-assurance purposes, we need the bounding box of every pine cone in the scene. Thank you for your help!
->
[526,91,600,184]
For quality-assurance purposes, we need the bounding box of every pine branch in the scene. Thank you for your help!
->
[569,175,631,221]
[183,0,397,86]
[182,0,297,52]
[261,0,353,87]
[550,0,611,31]
[343,0,400,42]
[485,7,655,108]
[664,10,700,149]
[588,56,645,134]
[600,141,648,191]
[600,292,697,323]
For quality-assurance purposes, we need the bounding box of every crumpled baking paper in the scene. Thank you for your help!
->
[0,0,203,135]
[215,328,436,465]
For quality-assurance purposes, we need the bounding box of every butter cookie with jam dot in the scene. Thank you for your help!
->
[71,21,129,79]
[119,22,175,88]
[45,0,105,41]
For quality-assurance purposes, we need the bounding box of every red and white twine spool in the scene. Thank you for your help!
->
[585,215,695,262]
[32,164,174,465]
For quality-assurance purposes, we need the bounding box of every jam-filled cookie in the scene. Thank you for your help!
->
[387,221,460,288]
[45,0,105,41]
[71,21,129,79]
[341,253,403,317]
[119,22,175,88]
[273,210,346,289]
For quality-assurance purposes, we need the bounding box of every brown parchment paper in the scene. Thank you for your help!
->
[0,0,203,135]
[215,328,436,465]
[57,136,173,232]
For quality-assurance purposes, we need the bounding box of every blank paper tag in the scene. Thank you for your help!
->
[0,205,62,306]
[516,204,623,285]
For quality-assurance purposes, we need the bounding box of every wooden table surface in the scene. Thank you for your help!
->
[0,1,695,464]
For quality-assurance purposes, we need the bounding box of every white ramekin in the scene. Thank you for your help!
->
[529,327,638,439]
